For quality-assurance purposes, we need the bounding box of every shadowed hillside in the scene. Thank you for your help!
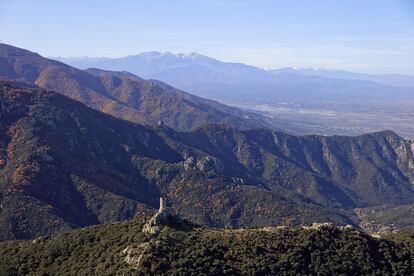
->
[0,80,337,240]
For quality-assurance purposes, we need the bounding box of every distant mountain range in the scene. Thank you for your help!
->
[0,44,273,131]
[55,51,272,85]
[270,67,414,88]
[55,51,414,137]
[1,79,414,240]
[56,52,414,88]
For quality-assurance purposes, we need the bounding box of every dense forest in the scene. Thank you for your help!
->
[0,216,413,275]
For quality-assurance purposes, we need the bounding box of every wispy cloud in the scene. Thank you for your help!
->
[333,36,414,43]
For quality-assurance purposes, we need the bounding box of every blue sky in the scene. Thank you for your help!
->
[1,0,413,74]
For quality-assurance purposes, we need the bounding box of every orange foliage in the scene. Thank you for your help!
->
[283,217,296,227]
[11,162,40,187]
[6,124,21,160]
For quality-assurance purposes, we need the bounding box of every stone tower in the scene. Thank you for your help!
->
[142,197,175,236]
[159,197,166,212]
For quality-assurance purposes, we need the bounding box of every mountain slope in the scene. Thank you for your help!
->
[181,125,414,208]
[0,80,339,240]
[1,80,414,240]
[0,43,273,131]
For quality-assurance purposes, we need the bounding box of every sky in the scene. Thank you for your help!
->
[0,0,414,74]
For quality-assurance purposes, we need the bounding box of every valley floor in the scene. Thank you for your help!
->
[229,101,414,138]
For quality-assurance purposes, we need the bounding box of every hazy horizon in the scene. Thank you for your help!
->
[1,0,414,75]
[48,50,414,76]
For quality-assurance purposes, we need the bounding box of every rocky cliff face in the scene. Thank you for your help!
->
[179,126,414,208]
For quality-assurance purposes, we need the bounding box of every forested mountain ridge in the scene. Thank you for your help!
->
[1,80,414,240]
[0,80,337,240]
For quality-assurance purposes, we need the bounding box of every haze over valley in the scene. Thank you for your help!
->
[57,52,414,137]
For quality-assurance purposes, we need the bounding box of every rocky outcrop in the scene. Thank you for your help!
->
[122,242,150,269]
[123,198,176,270]
[183,156,224,175]
[302,222,334,230]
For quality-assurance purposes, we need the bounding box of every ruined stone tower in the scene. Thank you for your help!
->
[159,197,166,212]
[142,197,172,236]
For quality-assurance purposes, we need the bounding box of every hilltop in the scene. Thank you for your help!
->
[0,215,413,275]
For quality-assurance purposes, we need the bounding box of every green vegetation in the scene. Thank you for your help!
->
[0,219,148,275]
[0,217,413,275]
[140,226,414,275]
